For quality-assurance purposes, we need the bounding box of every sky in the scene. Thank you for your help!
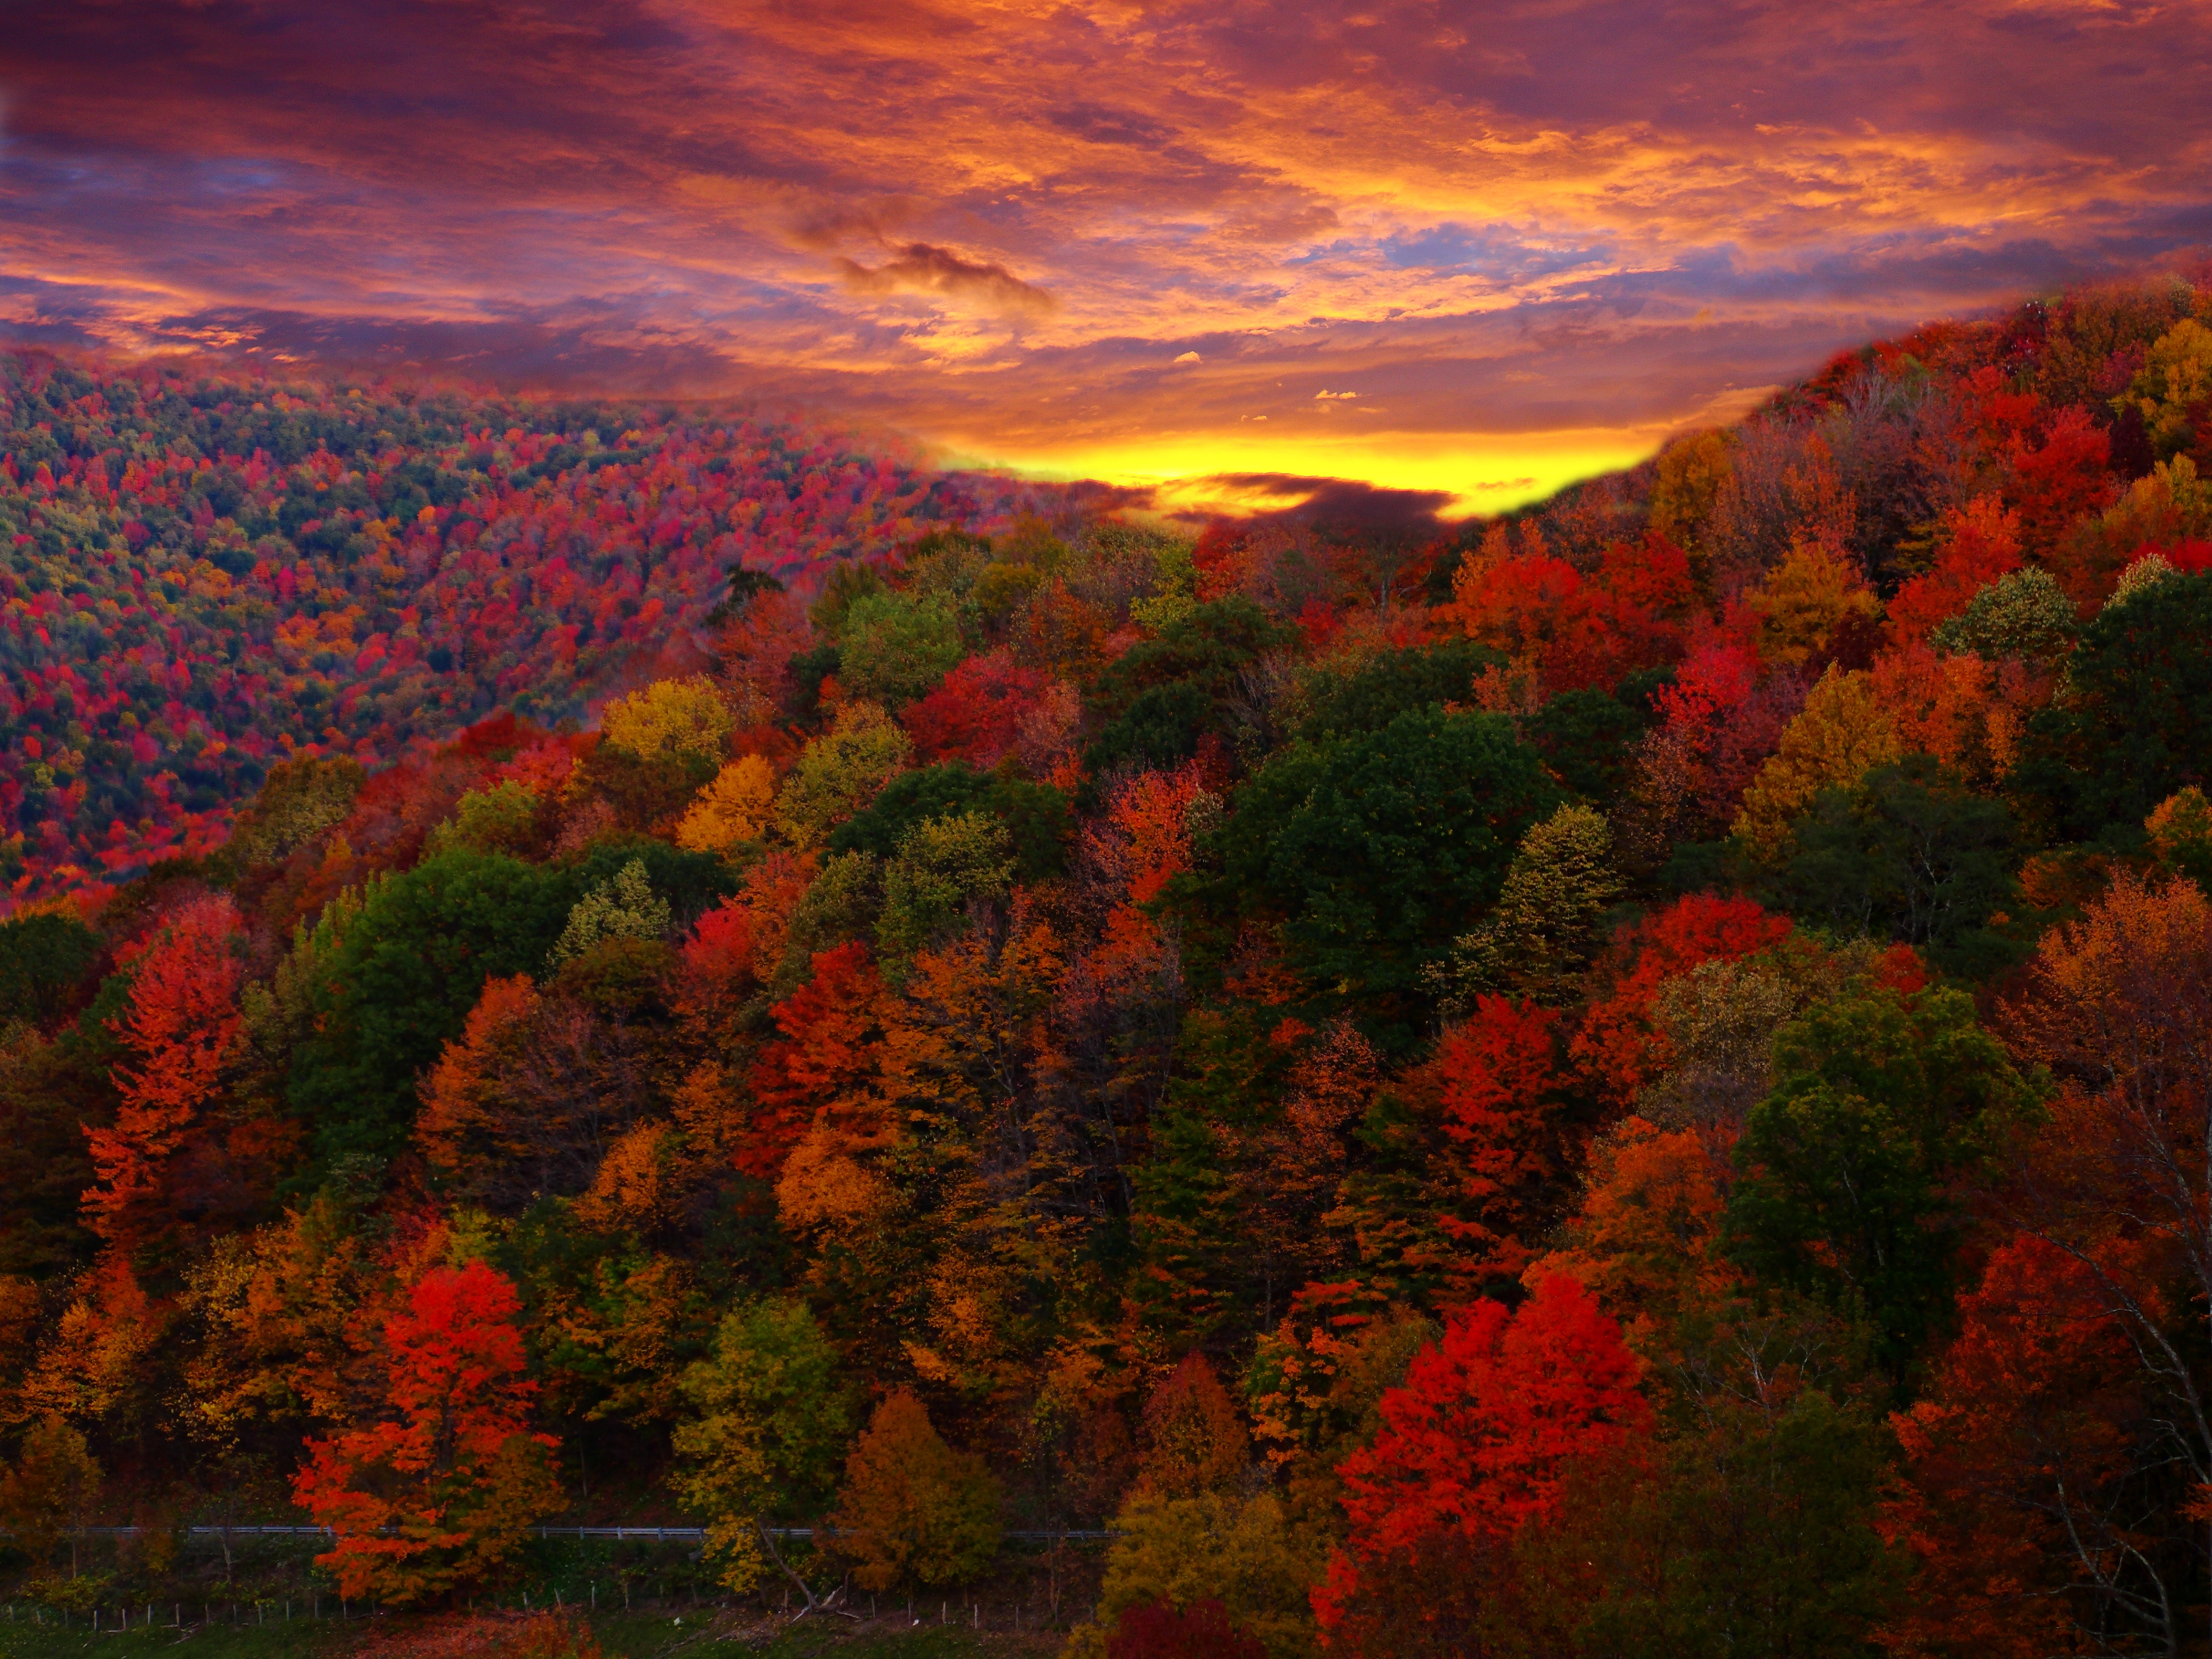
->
[3,1,2209,519]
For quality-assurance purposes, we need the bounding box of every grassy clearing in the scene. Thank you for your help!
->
[0,1604,1062,1658]
[593,1612,1051,1657]
[0,1606,352,1655]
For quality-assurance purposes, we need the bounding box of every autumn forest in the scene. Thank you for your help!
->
[5,272,2212,1657]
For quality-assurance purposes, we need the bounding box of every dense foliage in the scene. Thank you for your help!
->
[8,272,2212,1655]
[0,353,1060,899]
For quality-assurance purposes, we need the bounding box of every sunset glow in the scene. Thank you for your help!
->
[5,1,2209,508]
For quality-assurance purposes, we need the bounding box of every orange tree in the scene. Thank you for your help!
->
[830,1390,1001,1590]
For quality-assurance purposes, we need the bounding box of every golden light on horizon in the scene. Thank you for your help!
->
[958,424,1704,521]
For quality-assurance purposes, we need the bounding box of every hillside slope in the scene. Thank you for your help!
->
[3,274,2212,1656]
[0,356,1065,899]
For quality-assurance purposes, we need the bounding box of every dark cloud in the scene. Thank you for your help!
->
[835,244,1056,315]
[1198,473,1457,531]
[1047,103,1177,148]
[789,199,927,252]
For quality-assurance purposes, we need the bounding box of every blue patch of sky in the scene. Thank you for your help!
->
[1374,221,1613,279]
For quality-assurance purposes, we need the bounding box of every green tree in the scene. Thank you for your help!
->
[565,836,739,925]
[225,754,366,868]
[830,763,1071,881]
[1297,638,1503,742]
[672,1297,851,1596]
[838,591,965,706]
[1084,597,1300,775]
[2104,547,2187,612]
[705,561,786,628]
[1523,687,1647,804]
[1214,707,1562,1027]
[289,851,577,1169]
[1723,983,2043,1377]
[549,858,671,965]
[1522,1391,1905,1658]
[1928,566,2077,662]
[1089,597,1300,721]
[774,852,883,985]
[876,812,1016,962]
[1431,802,1624,1005]
[1764,757,2016,974]
[0,912,100,1028]
[1085,680,1217,777]
[810,559,888,637]
[2017,569,2212,836]
[429,780,542,856]
[775,701,912,847]
[0,1019,107,1275]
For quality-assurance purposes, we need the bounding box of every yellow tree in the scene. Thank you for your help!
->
[1733,666,1901,855]
[671,1298,849,1599]
[675,755,777,854]
[1747,541,1881,667]
[0,1416,102,1578]
[599,676,734,763]
[2116,317,2212,458]
[1136,1353,1248,1499]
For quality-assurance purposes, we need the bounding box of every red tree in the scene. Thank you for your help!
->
[1550,535,1695,690]
[1448,552,1583,669]
[1426,997,1583,1290]
[1883,1232,2145,1658]
[1447,535,1694,694]
[743,942,891,1178]
[2002,404,2115,565]
[901,649,1046,768]
[85,895,246,1254]
[1313,1274,1649,1656]
[1887,499,2023,648]
[293,1260,561,1605]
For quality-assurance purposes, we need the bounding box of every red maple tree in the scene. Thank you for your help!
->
[85,895,246,1254]
[293,1260,561,1604]
[1313,1273,1649,1656]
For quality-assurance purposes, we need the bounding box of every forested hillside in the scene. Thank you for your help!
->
[0,356,1058,901]
[4,274,2212,1657]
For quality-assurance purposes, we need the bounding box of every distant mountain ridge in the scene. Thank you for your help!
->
[0,353,1075,900]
